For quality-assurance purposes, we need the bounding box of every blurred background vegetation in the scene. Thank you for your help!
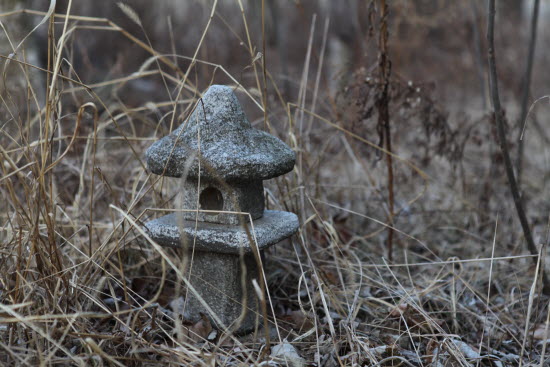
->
[2,0,550,365]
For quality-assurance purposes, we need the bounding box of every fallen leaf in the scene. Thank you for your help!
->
[271,341,305,367]
[189,313,213,342]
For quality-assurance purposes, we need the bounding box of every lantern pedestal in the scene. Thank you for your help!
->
[184,251,260,333]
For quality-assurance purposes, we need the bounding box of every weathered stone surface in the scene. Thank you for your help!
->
[144,210,299,254]
[145,85,296,182]
[181,179,264,225]
[144,84,298,334]
[183,250,262,333]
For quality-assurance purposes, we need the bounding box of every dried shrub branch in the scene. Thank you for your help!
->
[486,0,550,294]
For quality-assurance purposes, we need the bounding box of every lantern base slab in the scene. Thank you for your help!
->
[144,210,298,254]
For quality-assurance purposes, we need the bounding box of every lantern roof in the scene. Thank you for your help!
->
[145,85,295,182]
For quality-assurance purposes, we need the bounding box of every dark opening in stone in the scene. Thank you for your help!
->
[199,187,224,212]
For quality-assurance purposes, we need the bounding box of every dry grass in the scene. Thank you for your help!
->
[1,1,550,366]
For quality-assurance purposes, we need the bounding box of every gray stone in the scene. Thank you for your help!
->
[143,84,298,334]
[183,250,262,333]
[145,85,296,182]
[144,210,299,254]
[180,179,264,225]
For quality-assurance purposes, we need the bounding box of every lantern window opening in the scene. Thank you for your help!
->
[199,186,224,213]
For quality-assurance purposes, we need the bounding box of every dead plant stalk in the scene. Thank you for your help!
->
[376,0,394,261]
[486,0,550,294]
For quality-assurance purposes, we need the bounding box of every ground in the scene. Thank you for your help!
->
[1,1,550,366]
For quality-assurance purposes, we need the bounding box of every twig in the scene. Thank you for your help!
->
[486,0,550,295]
[516,0,540,185]
[376,0,394,261]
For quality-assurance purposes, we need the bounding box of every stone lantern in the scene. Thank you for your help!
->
[144,85,299,333]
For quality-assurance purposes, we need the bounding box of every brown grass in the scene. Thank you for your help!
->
[1,1,550,366]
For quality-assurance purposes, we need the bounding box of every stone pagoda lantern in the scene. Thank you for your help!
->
[144,85,299,333]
